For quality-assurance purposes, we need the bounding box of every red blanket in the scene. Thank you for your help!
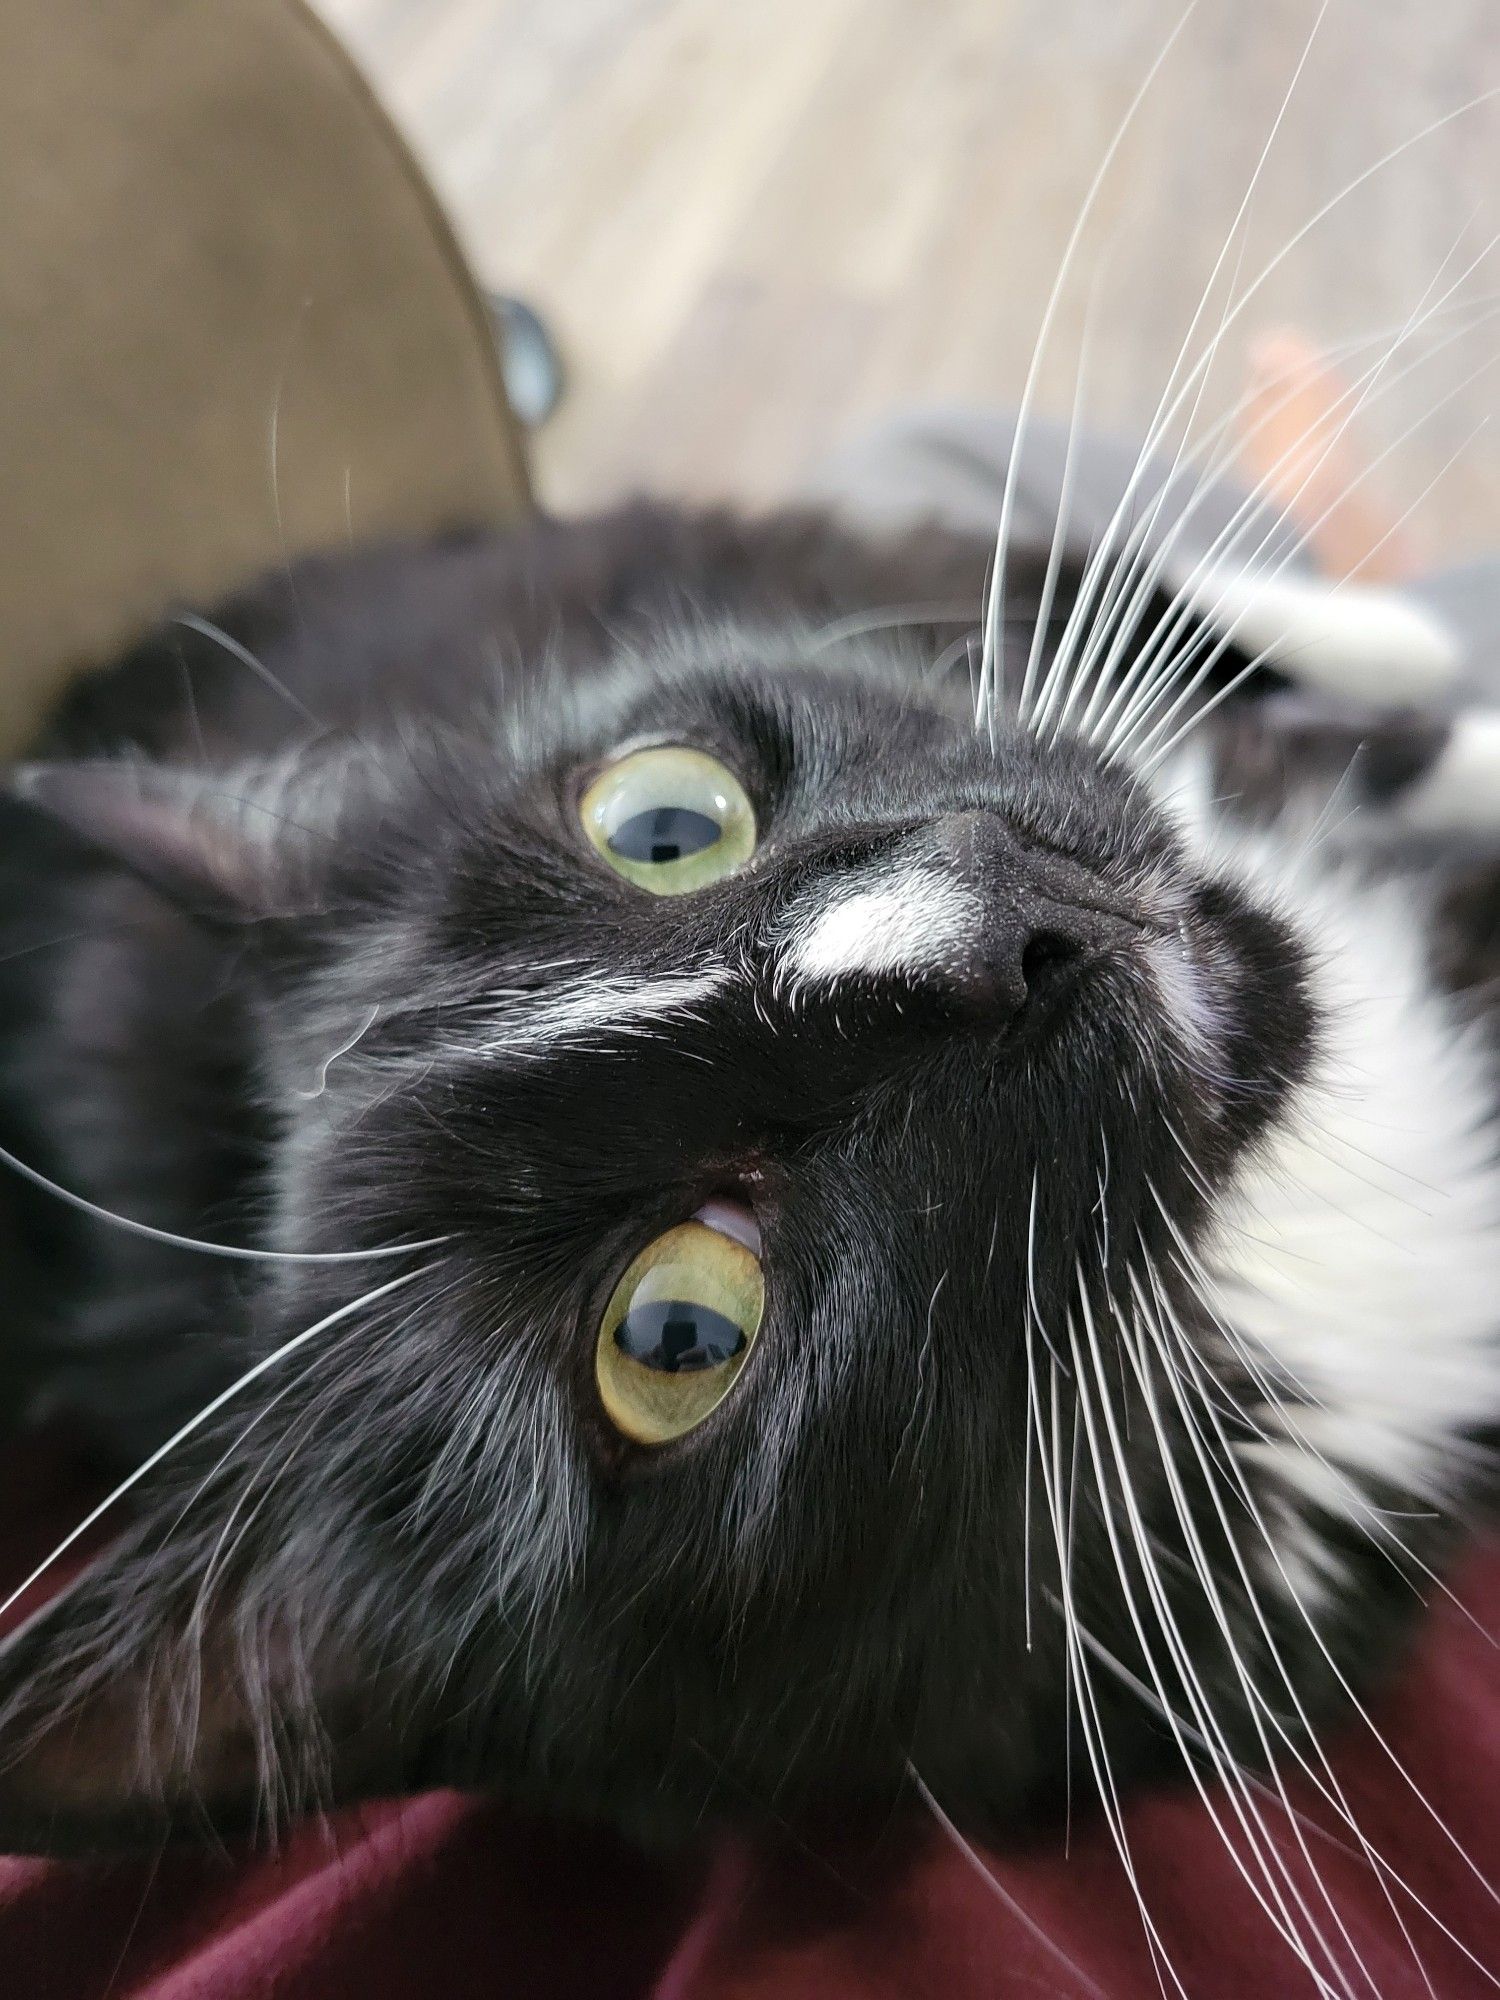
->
[3,1437,1496,1999]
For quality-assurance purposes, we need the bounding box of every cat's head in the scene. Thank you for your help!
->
[0,587,1322,1851]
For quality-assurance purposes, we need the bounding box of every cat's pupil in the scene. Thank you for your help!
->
[615,1300,746,1373]
[608,806,720,865]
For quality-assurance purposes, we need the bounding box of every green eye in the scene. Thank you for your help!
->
[596,1218,765,1445]
[580,746,756,894]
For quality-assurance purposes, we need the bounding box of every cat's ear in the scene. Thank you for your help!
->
[8,760,321,924]
[0,1520,419,1854]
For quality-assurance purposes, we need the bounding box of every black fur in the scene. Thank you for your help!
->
[0,503,1479,1857]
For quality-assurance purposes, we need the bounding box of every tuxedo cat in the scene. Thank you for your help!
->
[0,495,1495,1953]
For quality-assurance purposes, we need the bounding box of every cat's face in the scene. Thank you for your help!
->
[0,621,1316,1846]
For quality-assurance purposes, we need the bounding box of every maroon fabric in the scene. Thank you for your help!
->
[3,1437,1496,1999]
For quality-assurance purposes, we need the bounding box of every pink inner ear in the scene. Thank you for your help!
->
[13,762,264,919]
[693,1198,761,1255]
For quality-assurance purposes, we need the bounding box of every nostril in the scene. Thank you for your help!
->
[938,924,1080,1026]
[934,920,1088,1027]
[1020,929,1083,988]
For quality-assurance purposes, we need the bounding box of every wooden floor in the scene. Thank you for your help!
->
[317,0,1498,560]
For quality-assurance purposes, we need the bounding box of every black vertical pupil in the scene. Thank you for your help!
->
[615,1300,746,1372]
[609,805,721,864]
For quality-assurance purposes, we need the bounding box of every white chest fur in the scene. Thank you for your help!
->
[1184,789,1500,1545]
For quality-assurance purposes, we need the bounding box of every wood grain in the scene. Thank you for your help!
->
[315,0,1498,558]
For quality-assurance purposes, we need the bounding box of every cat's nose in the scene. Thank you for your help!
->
[918,811,1098,1020]
[779,810,1117,1026]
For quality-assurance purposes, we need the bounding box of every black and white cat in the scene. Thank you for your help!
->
[0,475,1496,1996]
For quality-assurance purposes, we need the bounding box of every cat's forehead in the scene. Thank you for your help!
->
[521,626,1165,855]
[566,629,958,766]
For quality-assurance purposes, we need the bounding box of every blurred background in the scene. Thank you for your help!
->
[318,0,1498,560]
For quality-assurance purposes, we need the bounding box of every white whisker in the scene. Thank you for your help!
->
[1108,270,1497,764]
[804,602,983,655]
[1027,1326,1190,1998]
[1070,1288,1360,1997]
[1034,91,1499,750]
[0,1135,444,1264]
[1024,292,1497,747]
[1144,1206,1500,1913]
[1135,407,1492,771]
[1085,272,1490,755]
[980,3,1197,740]
[1086,228,1495,756]
[910,1764,1114,2000]
[0,1267,425,1628]
[1017,273,1102,733]
[1038,0,1330,745]
[173,614,321,729]
[1131,1261,1496,1990]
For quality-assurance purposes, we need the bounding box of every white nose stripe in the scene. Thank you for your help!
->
[783,871,979,983]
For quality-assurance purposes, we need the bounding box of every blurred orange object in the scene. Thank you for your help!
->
[1237,330,1422,584]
